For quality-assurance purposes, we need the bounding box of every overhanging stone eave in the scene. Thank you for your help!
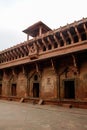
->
[0,40,87,69]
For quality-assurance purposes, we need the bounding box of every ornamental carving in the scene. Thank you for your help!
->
[65,66,78,78]
[29,43,38,59]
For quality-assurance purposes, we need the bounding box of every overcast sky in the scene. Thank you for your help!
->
[0,0,87,51]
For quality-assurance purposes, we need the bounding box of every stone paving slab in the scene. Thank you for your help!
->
[0,100,87,130]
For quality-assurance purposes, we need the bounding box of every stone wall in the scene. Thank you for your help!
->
[41,67,57,99]
[0,53,87,101]
[17,72,27,97]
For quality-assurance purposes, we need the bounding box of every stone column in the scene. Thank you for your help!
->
[27,34,29,41]
[39,26,42,36]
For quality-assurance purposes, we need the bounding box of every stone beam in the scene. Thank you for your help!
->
[4,53,8,61]
[9,52,13,60]
[74,26,81,41]
[0,54,5,62]
[6,52,11,61]
[42,39,47,47]
[60,31,66,46]
[16,48,21,57]
[23,46,28,55]
[2,54,6,61]
[47,37,52,45]
[67,30,74,43]
[83,23,87,33]
[53,34,60,47]
[13,50,18,58]
[36,40,42,49]
[47,37,53,48]
[19,47,25,56]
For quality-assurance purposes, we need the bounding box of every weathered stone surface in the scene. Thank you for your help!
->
[0,18,87,108]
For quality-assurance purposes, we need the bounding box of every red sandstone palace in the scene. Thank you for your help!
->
[0,18,87,108]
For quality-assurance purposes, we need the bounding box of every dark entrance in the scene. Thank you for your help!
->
[33,83,39,97]
[11,84,17,96]
[0,84,2,95]
[64,80,75,99]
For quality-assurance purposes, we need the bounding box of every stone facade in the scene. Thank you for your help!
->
[0,18,87,104]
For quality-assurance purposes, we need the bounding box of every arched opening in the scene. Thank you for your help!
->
[33,83,39,97]
[32,74,40,98]
[64,80,75,99]
[34,75,38,80]
[11,83,17,96]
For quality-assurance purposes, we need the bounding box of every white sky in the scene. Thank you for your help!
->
[0,0,87,51]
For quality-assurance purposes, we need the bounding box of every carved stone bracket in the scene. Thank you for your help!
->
[51,59,57,75]
[12,68,15,76]
[68,66,78,76]
[35,63,39,72]
[71,54,79,74]
[72,54,79,75]
[72,54,77,67]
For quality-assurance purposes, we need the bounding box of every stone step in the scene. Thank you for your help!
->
[62,104,72,108]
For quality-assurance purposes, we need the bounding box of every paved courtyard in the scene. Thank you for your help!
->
[0,100,87,130]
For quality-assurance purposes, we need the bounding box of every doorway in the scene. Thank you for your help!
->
[64,80,75,99]
[0,84,2,95]
[11,84,17,96]
[33,83,39,97]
